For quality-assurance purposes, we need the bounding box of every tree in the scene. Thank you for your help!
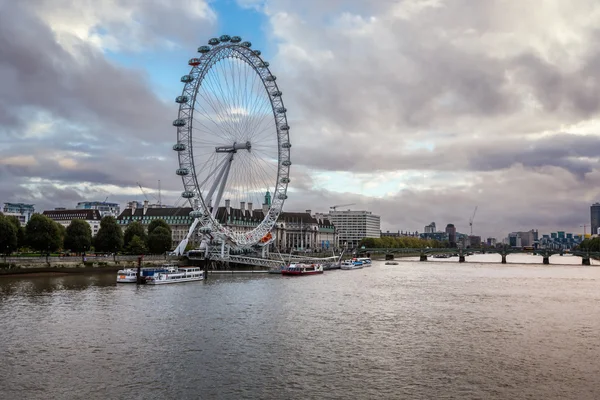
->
[124,221,147,249]
[5,216,25,249]
[0,217,18,256]
[148,219,171,236]
[147,226,172,254]
[127,235,147,255]
[25,214,62,254]
[64,219,92,253]
[94,216,123,253]
[55,222,66,250]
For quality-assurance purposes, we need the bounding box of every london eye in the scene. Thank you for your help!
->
[172,35,291,253]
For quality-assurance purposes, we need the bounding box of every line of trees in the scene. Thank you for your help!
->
[0,212,173,256]
[121,219,172,255]
[359,236,443,249]
[578,237,600,251]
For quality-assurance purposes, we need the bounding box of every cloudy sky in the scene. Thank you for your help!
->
[2,0,600,240]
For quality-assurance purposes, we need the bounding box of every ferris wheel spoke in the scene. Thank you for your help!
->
[196,78,239,142]
[192,96,237,143]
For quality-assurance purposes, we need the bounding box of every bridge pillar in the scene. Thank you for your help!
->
[458,255,465,262]
[385,254,394,260]
[542,256,550,265]
[501,254,507,264]
[420,254,428,262]
[582,257,591,266]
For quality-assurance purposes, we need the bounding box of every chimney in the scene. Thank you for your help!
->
[143,200,148,216]
[248,202,253,213]
[225,199,231,214]
[306,209,311,215]
[240,201,245,212]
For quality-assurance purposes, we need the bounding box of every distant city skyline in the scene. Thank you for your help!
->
[2,1,600,240]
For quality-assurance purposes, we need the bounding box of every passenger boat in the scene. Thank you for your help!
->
[356,257,372,266]
[281,263,324,276]
[116,265,171,283]
[341,260,363,270]
[145,266,204,285]
[268,265,287,274]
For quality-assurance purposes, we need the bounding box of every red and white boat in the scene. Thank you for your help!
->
[281,263,324,276]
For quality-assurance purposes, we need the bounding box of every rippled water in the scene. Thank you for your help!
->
[2,255,600,399]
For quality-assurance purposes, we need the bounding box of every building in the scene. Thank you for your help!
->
[591,203,600,236]
[324,210,380,249]
[42,209,102,236]
[117,198,338,251]
[2,203,35,226]
[468,235,482,247]
[486,237,497,247]
[380,230,419,237]
[445,224,456,245]
[76,201,121,217]
[424,222,436,233]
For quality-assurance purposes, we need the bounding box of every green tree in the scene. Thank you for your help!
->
[147,226,172,254]
[0,217,18,255]
[55,222,66,250]
[124,221,147,249]
[148,219,171,236]
[5,216,26,249]
[25,214,62,254]
[64,219,92,253]
[127,235,147,255]
[94,216,123,253]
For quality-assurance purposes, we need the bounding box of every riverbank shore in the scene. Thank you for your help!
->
[0,257,170,278]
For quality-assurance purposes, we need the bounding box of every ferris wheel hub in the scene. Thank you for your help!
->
[215,141,251,153]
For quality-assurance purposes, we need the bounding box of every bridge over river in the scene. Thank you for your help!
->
[357,247,600,265]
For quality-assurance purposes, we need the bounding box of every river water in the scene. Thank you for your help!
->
[1,254,600,400]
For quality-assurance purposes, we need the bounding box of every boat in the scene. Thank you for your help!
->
[145,266,204,285]
[268,265,287,274]
[385,261,399,265]
[281,263,323,276]
[355,257,372,266]
[341,260,363,270]
[116,265,172,283]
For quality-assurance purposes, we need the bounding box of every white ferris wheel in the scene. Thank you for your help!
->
[172,35,291,254]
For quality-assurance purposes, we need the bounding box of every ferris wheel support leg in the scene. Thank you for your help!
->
[212,153,234,219]
[205,157,230,211]
[174,217,202,256]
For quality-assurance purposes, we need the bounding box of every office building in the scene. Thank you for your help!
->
[326,210,380,249]
[591,203,600,236]
[76,201,121,217]
[424,222,436,233]
[42,209,103,236]
[2,203,35,226]
[445,224,456,245]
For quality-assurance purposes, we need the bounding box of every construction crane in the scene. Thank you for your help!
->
[137,182,160,204]
[330,203,356,211]
[469,206,478,236]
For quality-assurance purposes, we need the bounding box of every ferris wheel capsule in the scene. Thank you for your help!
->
[190,210,203,218]
[230,36,242,43]
[208,38,220,45]
[173,143,186,151]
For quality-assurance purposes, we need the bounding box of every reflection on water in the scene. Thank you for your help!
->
[1,254,600,400]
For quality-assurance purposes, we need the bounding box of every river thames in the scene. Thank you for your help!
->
[1,254,600,399]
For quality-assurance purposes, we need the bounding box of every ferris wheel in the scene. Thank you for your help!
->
[172,35,291,251]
